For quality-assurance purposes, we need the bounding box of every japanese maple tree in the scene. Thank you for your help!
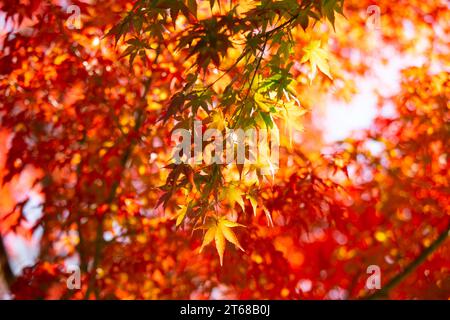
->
[0,0,448,299]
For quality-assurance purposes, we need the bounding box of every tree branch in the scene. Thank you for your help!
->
[84,51,160,299]
[367,221,450,299]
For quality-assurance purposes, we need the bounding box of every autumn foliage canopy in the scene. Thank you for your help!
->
[0,0,449,299]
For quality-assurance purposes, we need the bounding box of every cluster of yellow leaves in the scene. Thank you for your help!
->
[173,39,330,266]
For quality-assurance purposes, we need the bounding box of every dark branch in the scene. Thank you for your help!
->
[367,221,450,299]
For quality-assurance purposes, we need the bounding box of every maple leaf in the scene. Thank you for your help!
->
[276,100,306,145]
[175,205,188,227]
[244,128,279,180]
[300,40,333,81]
[246,194,258,216]
[208,109,227,131]
[254,91,273,112]
[220,185,245,212]
[199,217,245,265]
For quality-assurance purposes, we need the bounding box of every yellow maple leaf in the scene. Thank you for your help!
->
[175,205,188,227]
[254,91,272,112]
[246,194,257,216]
[277,100,306,145]
[220,185,245,212]
[208,109,227,131]
[300,40,333,81]
[245,125,279,179]
[199,217,245,265]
